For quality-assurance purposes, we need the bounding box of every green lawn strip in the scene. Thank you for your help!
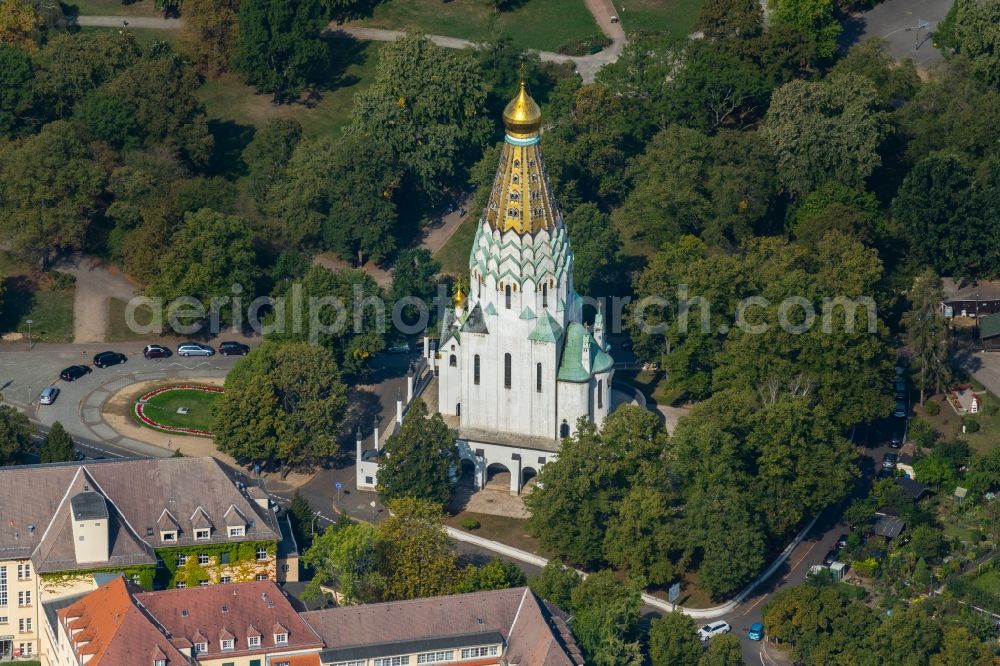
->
[0,252,75,343]
[444,511,549,557]
[612,0,705,39]
[356,0,601,52]
[107,297,158,342]
[197,38,381,142]
[65,0,160,16]
[432,215,477,276]
[76,25,182,48]
[139,387,220,432]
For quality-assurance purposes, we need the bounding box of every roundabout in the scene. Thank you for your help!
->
[134,384,223,437]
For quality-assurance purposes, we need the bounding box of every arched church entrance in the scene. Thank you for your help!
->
[521,467,538,493]
[485,462,511,491]
[458,458,477,488]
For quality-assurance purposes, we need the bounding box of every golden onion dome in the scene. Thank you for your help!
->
[502,80,541,138]
[453,285,467,310]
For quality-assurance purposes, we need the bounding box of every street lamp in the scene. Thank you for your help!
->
[310,514,319,537]
[26,319,32,351]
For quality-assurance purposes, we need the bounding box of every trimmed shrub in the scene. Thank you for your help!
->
[460,517,480,530]
[924,399,940,416]
[964,418,981,433]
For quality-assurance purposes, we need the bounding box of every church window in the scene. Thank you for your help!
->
[474,355,480,385]
[598,380,603,408]
[529,159,536,168]
[456,403,461,416]
[504,354,512,389]
[536,363,542,393]
[510,192,519,202]
[531,191,541,201]
[512,174,520,184]
[513,159,521,168]
[560,421,570,438]
[505,285,511,309]
[542,283,548,308]
[449,355,457,367]
[531,174,539,183]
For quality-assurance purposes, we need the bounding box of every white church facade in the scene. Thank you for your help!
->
[432,80,615,494]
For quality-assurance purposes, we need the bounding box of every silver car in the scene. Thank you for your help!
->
[39,386,60,405]
[177,343,215,357]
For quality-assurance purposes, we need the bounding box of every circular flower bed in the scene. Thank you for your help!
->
[135,384,224,437]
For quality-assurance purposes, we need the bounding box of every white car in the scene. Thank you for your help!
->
[698,621,731,641]
[39,386,60,405]
[177,343,215,357]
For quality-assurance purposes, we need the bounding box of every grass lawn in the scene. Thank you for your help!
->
[139,386,221,433]
[107,297,158,342]
[433,216,476,276]
[920,379,1000,455]
[64,0,160,16]
[970,567,1000,595]
[444,511,548,557]
[612,0,705,39]
[197,37,382,143]
[356,0,601,52]
[76,24,182,48]
[0,252,75,343]
[618,368,682,406]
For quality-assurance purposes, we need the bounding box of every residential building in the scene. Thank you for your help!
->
[941,277,1000,318]
[301,587,584,666]
[45,577,324,666]
[0,457,284,661]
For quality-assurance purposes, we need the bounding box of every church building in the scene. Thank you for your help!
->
[434,80,615,493]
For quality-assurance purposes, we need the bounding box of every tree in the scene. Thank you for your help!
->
[0,120,104,269]
[73,91,140,149]
[568,571,644,666]
[829,39,919,108]
[528,561,580,610]
[769,0,841,58]
[389,248,440,309]
[903,271,952,402]
[350,34,490,202]
[269,264,386,376]
[649,612,703,666]
[563,204,622,296]
[697,0,763,43]
[234,0,330,102]
[699,634,744,666]
[288,489,315,549]
[103,51,214,165]
[456,558,527,593]
[0,403,33,465]
[242,119,303,204]
[791,181,883,248]
[266,134,399,264]
[0,44,33,136]
[214,341,348,469]
[602,485,685,586]
[761,75,889,196]
[0,0,37,52]
[148,209,260,330]
[39,422,75,463]
[302,520,382,603]
[181,0,241,75]
[375,498,458,600]
[377,399,459,505]
[914,556,931,593]
[936,0,1000,87]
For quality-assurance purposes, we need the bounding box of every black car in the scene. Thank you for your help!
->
[882,452,898,469]
[823,549,841,566]
[60,365,91,381]
[93,351,127,368]
[219,341,250,356]
[836,533,849,549]
[143,344,172,359]
[890,431,903,448]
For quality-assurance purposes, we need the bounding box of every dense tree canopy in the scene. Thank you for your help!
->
[377,399,458,505]
[0,404,33,466]
[181,0,241,75]
[40,421,75,463]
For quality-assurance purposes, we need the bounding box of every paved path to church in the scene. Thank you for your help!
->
[55,254,139,344]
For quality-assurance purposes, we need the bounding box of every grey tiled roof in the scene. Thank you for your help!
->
[0,457,281,570]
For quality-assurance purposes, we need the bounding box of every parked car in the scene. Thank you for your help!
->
[143,344,172,359]
[893,400,907,418]
[876,468,894,480]
[836,533,849,549]
[890,431,904,448]
[38,386,60,405]
[748,623,765,641]
[177,343,214,357]
[698,621,731,641]
[387,339,411,354]
[219,341,250,356]
[894,378,907,400]
[882,452,898,469]
[93,351,127,368]
[823,549,841,566]
[60,365,91,382]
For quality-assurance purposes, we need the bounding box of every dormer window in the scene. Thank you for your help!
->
[228,526,245,537]
[248,635,260,648]
[194,642,207,654]
[155,660,166,666]
[160,531,176,542]
[221,639,234,651]
[274,633,288,645]
[194,528,210,540]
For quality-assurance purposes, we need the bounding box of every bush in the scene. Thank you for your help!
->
[48,270,76,290]
[983,403,999,417]
[965,418,981,433]
[459,517,480,530]
[924,399,940,416]
[557,34,612,56]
